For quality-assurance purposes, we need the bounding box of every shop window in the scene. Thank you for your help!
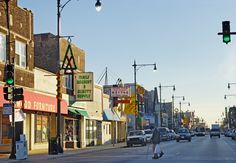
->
[0,33,6,62]
[35,114,49,143]
[65,119,73,141]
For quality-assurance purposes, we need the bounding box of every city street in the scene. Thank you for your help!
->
[3,136,236,163]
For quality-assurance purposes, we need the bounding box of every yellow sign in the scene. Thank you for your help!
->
[137,86,145,94]
[124,94,137,114]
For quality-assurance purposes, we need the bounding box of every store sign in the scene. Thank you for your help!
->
[0,86,68,114]
[75,72,94,101]
[111,86,131,97]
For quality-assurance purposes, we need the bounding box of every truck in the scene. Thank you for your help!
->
[210,124,220,138]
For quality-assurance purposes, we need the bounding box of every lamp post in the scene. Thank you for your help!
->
[228,83,236,89]
[224,94,236,99]
[56,0,102,153]
[132,60,157,130]
[172,95,185,129]
[159,84,175,127]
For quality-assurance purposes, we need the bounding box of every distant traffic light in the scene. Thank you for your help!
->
[222,21,231,44]
[13,87,24,101]
[5,64,14,86]
[3,86,12,101]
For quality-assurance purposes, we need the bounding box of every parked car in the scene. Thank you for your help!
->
[176,128,191,142]
[231,129,236,140]
[158,127,170,141]
[127,130,147,147]
[168,129,177,140]
[144,129,153,142]
[190,130,195,137]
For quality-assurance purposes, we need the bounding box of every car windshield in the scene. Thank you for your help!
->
[145,130,152,134]
[129,131,143,136]
[178,129,188,133]
[159,128,167,133]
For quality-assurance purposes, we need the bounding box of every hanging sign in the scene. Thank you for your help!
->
[75,72,94,101]
[61,43,77,74]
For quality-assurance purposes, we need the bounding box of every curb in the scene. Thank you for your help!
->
[0,143,126,162]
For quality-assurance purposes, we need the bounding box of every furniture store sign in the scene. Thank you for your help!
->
[76,72,94,101]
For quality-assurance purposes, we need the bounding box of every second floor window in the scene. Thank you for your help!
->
[15,40,26,67]
[0,33,6,62]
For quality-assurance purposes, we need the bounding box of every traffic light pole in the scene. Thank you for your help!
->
[9,93,16,159]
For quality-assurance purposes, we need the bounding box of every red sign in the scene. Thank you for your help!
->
[111,87,131,97]
[0,85,68,114]
[114,100,130,104]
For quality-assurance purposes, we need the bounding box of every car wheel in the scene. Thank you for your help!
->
[176,139,179,142]
[188,139,191,142]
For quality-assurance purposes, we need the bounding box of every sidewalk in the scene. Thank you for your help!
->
[0,142,126,162]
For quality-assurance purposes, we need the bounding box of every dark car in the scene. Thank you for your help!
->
[176,128,191,142]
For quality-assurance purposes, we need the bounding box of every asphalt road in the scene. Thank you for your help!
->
[3,135,236,163]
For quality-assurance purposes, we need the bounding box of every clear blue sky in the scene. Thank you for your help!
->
[19,0,236,126]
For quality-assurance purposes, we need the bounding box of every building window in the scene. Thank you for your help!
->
[9,14,13,26]
[0,33,6,62]
[15,40,26,67]
[64,75,72,89]
[65,119,73,141]
[35,114,49,143]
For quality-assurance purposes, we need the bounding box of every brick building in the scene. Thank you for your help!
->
[0,0,34,152]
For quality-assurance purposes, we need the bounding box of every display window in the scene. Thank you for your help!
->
[35,114,49,143]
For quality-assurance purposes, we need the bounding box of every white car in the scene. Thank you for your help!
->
[127,130,147,147]
[144,129,153,142]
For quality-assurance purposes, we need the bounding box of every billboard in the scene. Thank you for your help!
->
[75,72,94,101]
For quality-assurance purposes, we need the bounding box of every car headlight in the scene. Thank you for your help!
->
[127,138,130,141]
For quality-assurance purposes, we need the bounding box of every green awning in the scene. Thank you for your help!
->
[68,107,78,114]
[68,107,89,118]
[76,109,89,118]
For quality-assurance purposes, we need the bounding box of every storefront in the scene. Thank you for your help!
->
[84,118,103,146]
[64,107,88,149]
[0,86,68,152]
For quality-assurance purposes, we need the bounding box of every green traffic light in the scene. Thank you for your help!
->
[223,35,231,43]
[6,78,14,85]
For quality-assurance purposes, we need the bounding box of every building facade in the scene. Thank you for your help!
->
[0,0,34,152]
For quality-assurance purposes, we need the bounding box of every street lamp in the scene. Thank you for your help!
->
[159,84,175,127]
[224,94,236,99]
[95,0,102,12]
[132,60,157,129]
[56,0,102,153]
[228,83,236,89]
[172,95,185,129]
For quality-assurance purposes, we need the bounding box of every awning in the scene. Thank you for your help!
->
[103,109,120,121]
[68,107,89,118]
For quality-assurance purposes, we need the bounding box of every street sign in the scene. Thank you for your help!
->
[3,103,12,115]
